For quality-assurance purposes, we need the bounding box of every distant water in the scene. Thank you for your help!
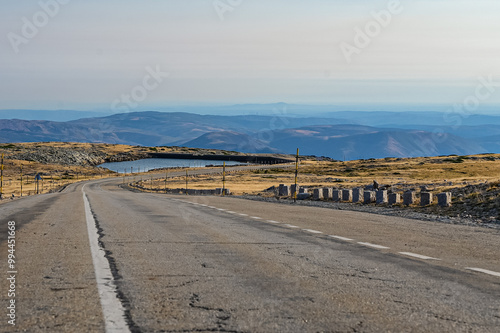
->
[99,158,245,173]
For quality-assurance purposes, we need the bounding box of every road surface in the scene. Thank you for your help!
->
[1,171,499,332]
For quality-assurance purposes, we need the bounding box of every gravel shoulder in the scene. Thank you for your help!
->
[236,195,500,230]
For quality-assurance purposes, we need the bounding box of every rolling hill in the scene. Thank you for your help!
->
[1,110,499,160]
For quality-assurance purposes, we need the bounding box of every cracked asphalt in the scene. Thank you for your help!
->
[1,172,500,332]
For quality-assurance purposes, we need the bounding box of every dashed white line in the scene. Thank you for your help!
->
[217,208,227,211]
[357,242,390,250]
[399,252,440,260]
[466,267,500,277]
[283,224,299,228]
[303,229,323,234]
[238,213,249,216]
[207,206,216,209]
[226,211,236,214]
[267,220,280,224]
[329,235,353,241]
[250,216,262,220]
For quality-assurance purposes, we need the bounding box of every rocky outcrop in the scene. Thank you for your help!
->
[10,147,107,166]
[8,146,148,166]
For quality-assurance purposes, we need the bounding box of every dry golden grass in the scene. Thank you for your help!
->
[143,154,500,196]
[2,142,499,200]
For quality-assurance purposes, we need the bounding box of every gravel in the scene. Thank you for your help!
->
[236,195,500,230]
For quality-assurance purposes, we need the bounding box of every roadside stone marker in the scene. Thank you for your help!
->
[323,187,333,200]
[342,189,352,202]
[376,190,388,204]
[352,188,362,203]
[364,191,375,204]
[403,191,415,206]
[388,193,400,205]
[279,184,290,196]
[332,189,341,202]
[437,192,452,207]
[313,188,323,200]
[420,192,433,206]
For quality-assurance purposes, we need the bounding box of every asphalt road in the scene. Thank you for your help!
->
[1,171,500,332]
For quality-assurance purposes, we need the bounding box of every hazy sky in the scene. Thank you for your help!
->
[1,0,499,112]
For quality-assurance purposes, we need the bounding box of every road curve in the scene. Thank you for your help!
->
[1,174,500,332]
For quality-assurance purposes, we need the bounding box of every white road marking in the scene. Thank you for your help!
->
[207,206,216,209]
[199,204,208,207]
[303,229,323,234]
[358,242,390,250]
[251,216,262,220]
[238,213,249,216]
[399,252,440,260]
[329,235,353,241]
[226,211,236,214]
[466,267,500,277]
[217,208,227,211]
[284,224,299,228]
[267,220,280,224]
[82,186,130,333]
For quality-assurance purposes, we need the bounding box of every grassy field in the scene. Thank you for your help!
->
[1,143,499,220]
[146,154,500,196]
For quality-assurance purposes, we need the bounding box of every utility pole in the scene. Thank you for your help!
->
[294,148,299,203]
[20,164,23,197]
[222,162,226,196]
[0,153,3,200]
[165,171,168,194]
[185,170,188,195]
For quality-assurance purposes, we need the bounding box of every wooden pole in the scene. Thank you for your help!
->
[222,162,226,196]
[294,148,299,203]
[20,164,23,197]
[165,171,168,194]
[0,153,3,200]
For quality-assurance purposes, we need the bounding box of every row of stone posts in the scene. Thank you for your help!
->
[278,184,452,207]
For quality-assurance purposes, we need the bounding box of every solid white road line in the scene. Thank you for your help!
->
[303,229,323,234]
[466,267,500,277]
[329,235,354,241]
[399,252,440,260]
[82,186,130,333]
[357,242,390,250]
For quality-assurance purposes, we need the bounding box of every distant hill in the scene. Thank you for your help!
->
[186,125,484,160]
[0,110,113,121]
[0,110,499,159]
[183,131,277,153]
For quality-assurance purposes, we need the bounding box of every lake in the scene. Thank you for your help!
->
[99,158,245,173]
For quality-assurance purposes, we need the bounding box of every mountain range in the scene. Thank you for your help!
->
[1,106,499,160]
